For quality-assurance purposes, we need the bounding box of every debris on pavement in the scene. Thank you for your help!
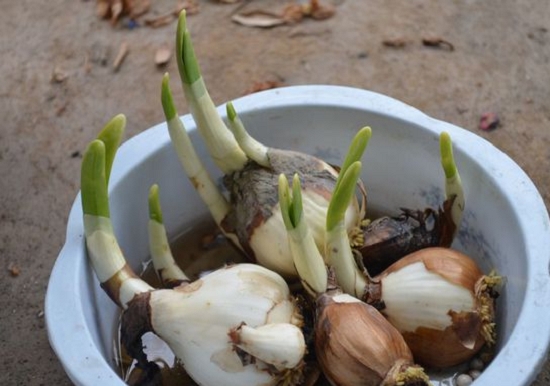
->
[232,10,287,28]
[479,112,500,131]
[244,79,284,95]
[96,0,198,28]
[154,46,172,67]
[422,36,455,51]
[8,263,20,277]
[96,0,151,25]
[50,66,69,83]
[382,38,409,48]
[113,41,129,71]
[232,0,335,28]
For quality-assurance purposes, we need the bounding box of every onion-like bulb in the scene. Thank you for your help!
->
[315,291,430,386]
[80,117,306,386]
[355,132,465,276]
[160,11,367,278]
[279,171,430,386]
[371,247,501,368]
[323,144,502,368]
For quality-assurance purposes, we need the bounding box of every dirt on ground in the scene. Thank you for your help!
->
[1,0,549,385]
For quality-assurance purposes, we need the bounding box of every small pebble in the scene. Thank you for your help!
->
[154,46,172,67]
[469,369,482,379]
[456,374,473,386]
[469,357,485,371]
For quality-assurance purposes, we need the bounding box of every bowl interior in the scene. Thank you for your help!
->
[46,86,550,386]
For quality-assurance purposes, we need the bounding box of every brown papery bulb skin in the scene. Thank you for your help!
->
[380,247,483,290]
[314,293,430,386]
[375,247,499,368]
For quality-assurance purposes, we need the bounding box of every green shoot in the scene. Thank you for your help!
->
[161,74,177,121]
[333,127,371,194]
[327,162,363,232]
[278,174,293,230]
[440,132,457,179]
[173,10,247,173]
[81,140,110,218]
[96,114,126,186]
[226,102,270,167]
[148,184,163,224]
[278,173,327,296]
[291,174,303,229]
[148,184,189,285]
[439,131,465,244]
[176,10,201,85]
[160,73,232,228]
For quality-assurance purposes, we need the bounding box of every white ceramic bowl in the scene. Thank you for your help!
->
[46,85,550,385]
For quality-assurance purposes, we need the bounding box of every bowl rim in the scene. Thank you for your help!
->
[45,84,550,385]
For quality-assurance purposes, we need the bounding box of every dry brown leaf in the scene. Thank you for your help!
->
[282,4,304,24]
[382,38,409,48]
[155,46,172,66]
[144,0,198,28]
[232,10,287,28]
[244,80,284,95]
[113,41,129,71]
[234,0,335,29]
[110,0,124,24]
[216,0,242,3]
[125,0,150,18]
[422,36,455,51]
[307,0,335,20]
[144,13,175,28]
[96,0,111,18]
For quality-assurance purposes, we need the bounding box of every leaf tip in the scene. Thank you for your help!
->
[148,184,163,224]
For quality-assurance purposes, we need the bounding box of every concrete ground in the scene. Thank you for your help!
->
[1,0,549,384]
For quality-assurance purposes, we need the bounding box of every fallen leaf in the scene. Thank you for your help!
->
[144,0,199,28]
[113,41,129,71]
[126,0,150,18]
[110,0,124,25]
[155,46,172,66]
[216,0,242,3]
[422,36,454,51]
[232,10,287,28]
[382,38,408,48]
[305,0,335,20]
[479,112,500,131]
[244,80,284,95]
[282,4,305,24]
[144,13,175,28]
[233,0,335,28]
[96,0,111,18]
